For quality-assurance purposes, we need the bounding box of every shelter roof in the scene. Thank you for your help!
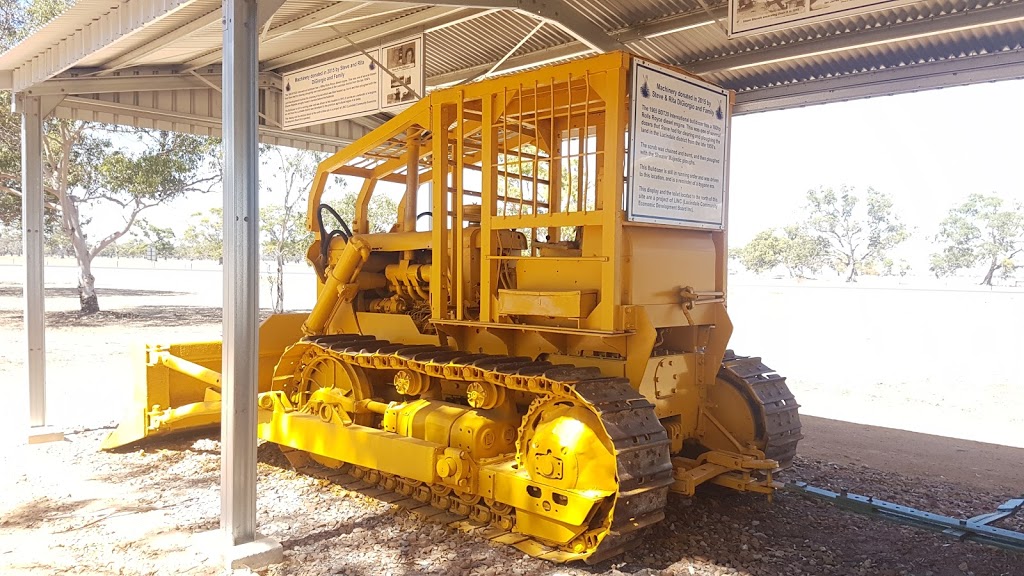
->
[2,0,1021,147]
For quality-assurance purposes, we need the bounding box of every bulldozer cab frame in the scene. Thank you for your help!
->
[306,51,729,334]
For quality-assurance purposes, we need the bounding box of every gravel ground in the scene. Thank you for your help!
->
[1,275,1021,575]
[1,429,1020,576]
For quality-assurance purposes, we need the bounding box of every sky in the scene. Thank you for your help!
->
[728,79,1024,258]
[120,78,1024,268]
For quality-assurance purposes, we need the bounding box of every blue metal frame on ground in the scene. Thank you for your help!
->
[785,482,1024,553]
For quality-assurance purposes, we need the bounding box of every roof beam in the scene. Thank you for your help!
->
[21,73,222,96]
[390,0,623,52]
[427,9,720,86]
[260,6,470,71]
[59,95,362,150]
[262,2,374,40]
[181,4,403,70]
[176,0,290,71]
[261,2,414,41]
[9,0,198,93]
[687,2,1024,75]
[95,8,223,75]
[431,44,590,87]
[733,49,1024,114]
[515,0,622,52]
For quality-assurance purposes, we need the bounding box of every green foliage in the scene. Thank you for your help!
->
[45,126,218,260]
[260,147,321,312]
[93,131,218,210]
[112,236,149,259]
[112,222,177,259]
[780,225,830,278]
[737,229,784,274]
[0,0,74,198]
[0,191,20,227]
[330,187,399,234]
[0,0,225,313]
[259,148,319,260]
[804,185,908,282]
[930,193,1024,285]
[874,257,912,277]
[180,209,223,261]
[124,220,177,259]
[1,0,74,182]
[24,0,72,34]
[736,226,829,278]
[0,217,20,255]
[260,205,310,263]
[44,220,72,256]
[0,93,24,212]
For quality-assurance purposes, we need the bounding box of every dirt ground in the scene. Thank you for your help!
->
[0,266,1022,576]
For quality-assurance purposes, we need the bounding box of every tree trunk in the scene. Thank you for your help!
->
[79,263,99,314]
[842,245,859,282]
[981,255,997,286]
[274,252,285,313]
[60,191,101,314]
[845,261,857,282]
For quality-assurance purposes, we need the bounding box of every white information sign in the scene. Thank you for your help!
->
[282,35,424,130]
[626,60,729,230]
[728,0,917,37]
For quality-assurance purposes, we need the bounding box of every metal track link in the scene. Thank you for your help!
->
[278,337,674,563]
[721,351,803,467]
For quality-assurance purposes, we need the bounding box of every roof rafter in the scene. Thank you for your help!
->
[427,8,720,86]
[733,50,1024,114]
[686,1,1024,75]
[260,6,472,71]
[8,0,197,93]
[391,0,624,52]
[175,0,289,71]
[94,8,223,75]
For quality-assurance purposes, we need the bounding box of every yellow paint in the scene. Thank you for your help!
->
[107,51,800,561]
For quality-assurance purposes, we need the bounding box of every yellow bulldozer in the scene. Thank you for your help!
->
[103,51,802,563]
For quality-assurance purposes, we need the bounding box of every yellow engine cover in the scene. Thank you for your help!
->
[382,399,518,459]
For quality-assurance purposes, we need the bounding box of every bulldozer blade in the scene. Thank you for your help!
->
[101,313,306,450]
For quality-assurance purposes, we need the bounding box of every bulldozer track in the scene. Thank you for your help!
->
[720,351,803,468]
[275,334,674,563]
[272,337,799,561]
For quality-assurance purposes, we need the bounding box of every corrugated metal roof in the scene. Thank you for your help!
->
[75,0,221,67]
[570,0,712,31]
[424,11,575,78]
[0,0,121,67]
[1,0,1021,112]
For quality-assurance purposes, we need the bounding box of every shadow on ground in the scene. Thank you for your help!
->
[0,285,188,299]
[798,414,1024,494]
[0,305,286,328]
[43,417,1024,576]
[0,496,99,531]
[0,305,224,328]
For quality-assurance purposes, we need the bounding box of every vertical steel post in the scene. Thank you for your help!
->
[21,96,45,429]
[221,0,259,549]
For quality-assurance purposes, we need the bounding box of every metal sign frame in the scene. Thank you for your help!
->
[727,0,919,37]
[281,34,425,130]
[626,58,730,230]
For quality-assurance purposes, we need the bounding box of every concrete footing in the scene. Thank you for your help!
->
[198,531,284,570]
[225,535,284,570]
[28,426,64,444]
